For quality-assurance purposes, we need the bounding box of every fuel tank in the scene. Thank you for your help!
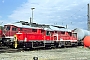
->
[83,36,90,47]
[73,28,90,40]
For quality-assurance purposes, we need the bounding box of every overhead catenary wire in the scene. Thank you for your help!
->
[62,5,87,25]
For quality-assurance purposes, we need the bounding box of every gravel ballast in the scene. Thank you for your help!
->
[0,46,89,60]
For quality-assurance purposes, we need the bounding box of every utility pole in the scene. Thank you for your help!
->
[87,4,90,31]
[31,8,35,23]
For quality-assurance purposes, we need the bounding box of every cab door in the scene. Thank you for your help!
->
[3,25,11,37]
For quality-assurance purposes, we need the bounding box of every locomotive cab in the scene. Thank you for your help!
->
[3,25,18,36]
[2,25,18,46]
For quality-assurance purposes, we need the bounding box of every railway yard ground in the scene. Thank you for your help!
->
[0,46,90,60]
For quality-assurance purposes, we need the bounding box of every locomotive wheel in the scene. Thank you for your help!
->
[13,35,18,48]
[58,42,64,48]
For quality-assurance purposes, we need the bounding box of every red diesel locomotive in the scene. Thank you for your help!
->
[0,21,78,49]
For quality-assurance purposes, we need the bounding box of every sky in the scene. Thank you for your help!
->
[0,0,90,30]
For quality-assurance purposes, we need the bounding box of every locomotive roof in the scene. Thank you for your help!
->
[5,23,71,32]
[45,26,71,32]
[4,23,43,29]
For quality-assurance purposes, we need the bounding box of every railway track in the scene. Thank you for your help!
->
[0,46,24,53]
[0,45,83,54]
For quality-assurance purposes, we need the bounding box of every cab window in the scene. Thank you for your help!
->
[12,27,17,31]
[61,31,65,34]
[32,29,37,32]
[6,26,10,31]
[46,31,50,35]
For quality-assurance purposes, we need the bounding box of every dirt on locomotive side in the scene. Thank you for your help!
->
[0,46,89,60]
